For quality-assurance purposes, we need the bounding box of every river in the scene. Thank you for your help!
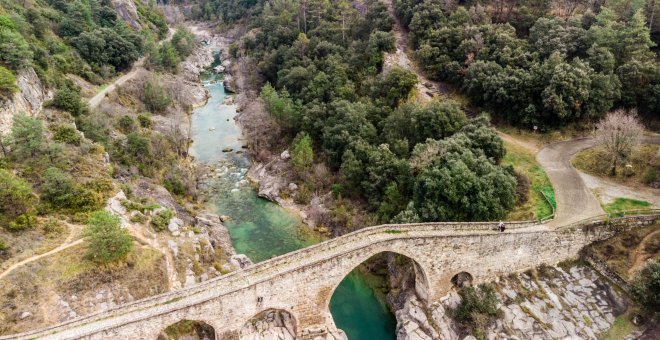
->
[189,68,396,339]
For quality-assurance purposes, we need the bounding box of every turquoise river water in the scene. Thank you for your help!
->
[189,73,396,339]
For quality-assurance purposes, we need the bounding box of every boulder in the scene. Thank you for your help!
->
[168,217,184,236]
[230,254,253,269]
[280,150,291,160]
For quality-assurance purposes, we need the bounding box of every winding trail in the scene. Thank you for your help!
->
[382,0,451,101]
[88,28,176,108]
[0,223,83,281]
[628,227,660,278]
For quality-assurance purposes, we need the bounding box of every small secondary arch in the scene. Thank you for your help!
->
[158,319,216,340]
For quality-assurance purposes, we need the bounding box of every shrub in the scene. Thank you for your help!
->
[151,209,174,232]
[0,27,32,69]
[118,115,136,134]
[163,171,186,196]
[137,113,152,128]
[453,283,501,327]
[51,84,86,116]
[0,66,18,99]
[0,237,7,252]
[143,80,172,113]
[53,125,82,145]
[171,28,196,59]
[84,210,133,263]
[291,132,313,175]
[631,260,660,313]
[41,167,104,212]
[0,169,37,230]
[10,114,44,159]
[229,43,239,58]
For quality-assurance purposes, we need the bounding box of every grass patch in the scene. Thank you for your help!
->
[95,84,108,95]
[502,141,555,220]
[598,313,639,340]
[384,229,405,234]
[602,198,652,215]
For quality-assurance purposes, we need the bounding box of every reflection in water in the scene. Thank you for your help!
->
[190,69,396,339]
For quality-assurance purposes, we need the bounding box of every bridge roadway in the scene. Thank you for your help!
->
[4,216,657,340]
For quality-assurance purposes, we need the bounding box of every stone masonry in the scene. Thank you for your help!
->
[1,216,657,340]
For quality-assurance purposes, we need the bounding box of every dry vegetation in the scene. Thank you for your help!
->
[587,223,660,281]
[0,242,168,335]
[573,144,660,187]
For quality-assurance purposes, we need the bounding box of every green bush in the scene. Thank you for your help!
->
[0,27,33,69]
[0,66,18,99]
[151,209,174,232]
[10,114,44,159]
[631,260,660,313]
[453,283,501,329]
[51,84,86,116]
[291,132,313,175]
[53,125,82,145]
[143,80,172,113]
[0,169,37,230]
[84,210,133,263]
[118,115,136,134]
[137,113,151,128]
[41,167,104,212]
[0,237,8,252]
[171,28,196,59]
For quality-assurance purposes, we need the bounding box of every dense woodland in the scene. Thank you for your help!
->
[394,0,659,126]
[226,0,659,225]
[229,0,517,223]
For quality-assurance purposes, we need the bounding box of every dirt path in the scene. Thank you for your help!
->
[498,131,540,154]
[628,228,660,278]
[382,0,451,101]
[0,223,83,281]
[88,28,176,108]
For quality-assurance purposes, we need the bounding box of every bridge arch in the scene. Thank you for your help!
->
[240,309,297,339]
[450,271,474,288]
[325,249,432,336]
[158,319,216,340]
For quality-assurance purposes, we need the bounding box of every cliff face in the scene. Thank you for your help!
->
[110,0,141,29]
[0,68,50,135]
[395,264,631,340]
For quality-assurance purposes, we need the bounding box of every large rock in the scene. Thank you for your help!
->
[0,68,50,135]
[230,254,253,269]
[111,0,141,29]
[168,217,184,236]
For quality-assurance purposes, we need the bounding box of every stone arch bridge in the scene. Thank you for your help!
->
[3,215,658,340]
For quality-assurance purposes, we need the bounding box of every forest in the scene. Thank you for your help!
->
[394,0,659,126]
[226,0,659,225]
[230,0,516,223]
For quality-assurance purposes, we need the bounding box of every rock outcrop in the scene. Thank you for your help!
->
[396,265,632,340]
[110,0,141,29]
[0,68,50,134]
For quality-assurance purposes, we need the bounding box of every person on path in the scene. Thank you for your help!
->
[498,221,505,232]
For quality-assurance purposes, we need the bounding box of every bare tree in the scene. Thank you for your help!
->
[595,109,644,176]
